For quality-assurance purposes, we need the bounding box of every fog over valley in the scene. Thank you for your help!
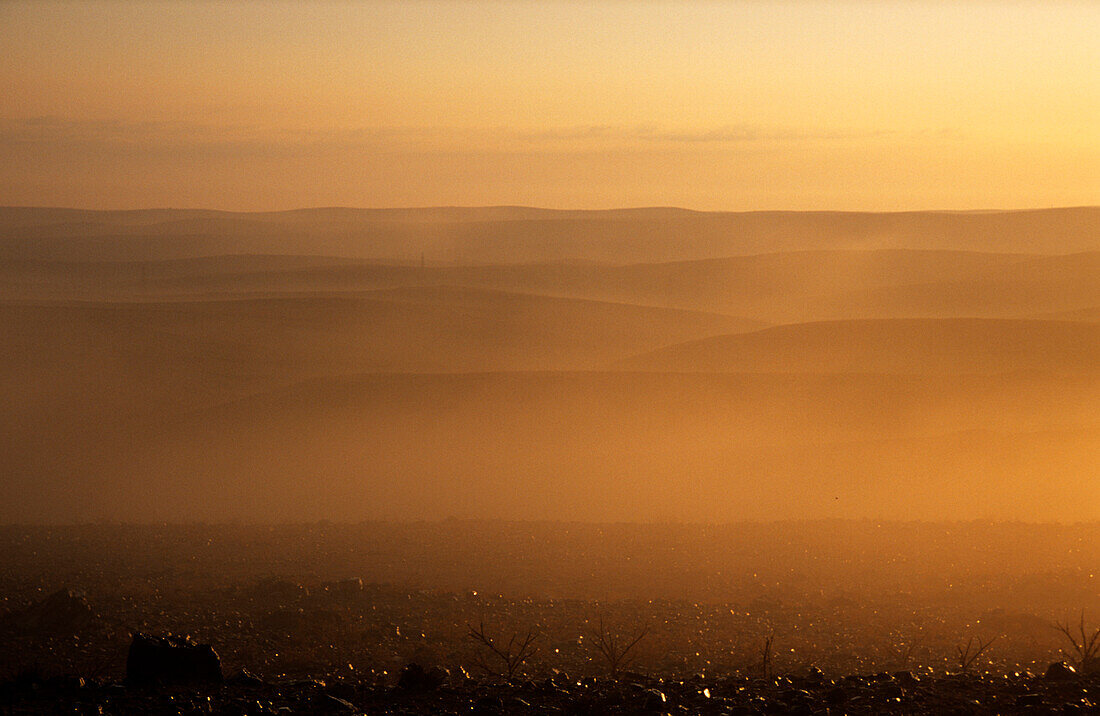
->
[3,206,1098,524]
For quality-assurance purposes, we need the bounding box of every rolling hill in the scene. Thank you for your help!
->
[618,318,1100,374]
[3,206,1100,263]
[4,205,1100,524]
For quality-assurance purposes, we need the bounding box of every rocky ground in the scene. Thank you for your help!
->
[2,665,1099,715]
[2,523,1099,714]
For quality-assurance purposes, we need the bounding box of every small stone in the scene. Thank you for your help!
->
[310,693,357,713]
[472,694,504,715]
[397,662,446,691]
[1016,693,1044,708]
[826,686,847,705]
[228,670,266,687]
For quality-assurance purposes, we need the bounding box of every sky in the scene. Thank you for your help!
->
[1,0,1098,211]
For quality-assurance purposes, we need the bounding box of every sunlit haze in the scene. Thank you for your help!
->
[4,3,1100,707]
[3,0,1099,210]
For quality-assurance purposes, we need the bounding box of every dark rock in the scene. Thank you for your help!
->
[892,670,918,686]
[826,686,847,705]
[880,682,904,699]
[1016,693,1044,708]
[1045,661,1079,681]
[472,694,504,715]
[642,688,668,712]
[311,693,358,713]
[326,681,358,702]
[125,633,223,685]
[228,669,266,687]
[765,698,794,715]
[397,662,446,691]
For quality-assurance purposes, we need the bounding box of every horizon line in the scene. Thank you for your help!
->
[0,517,1094,528]
[3,204,1099,216]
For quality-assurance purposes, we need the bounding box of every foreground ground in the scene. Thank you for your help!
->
[3,668,1099,715]
[1,522,1098,713]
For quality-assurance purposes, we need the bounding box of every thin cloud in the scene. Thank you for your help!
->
[0,117,921,158]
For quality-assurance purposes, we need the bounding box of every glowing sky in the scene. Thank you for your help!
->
[2,1,1098,210]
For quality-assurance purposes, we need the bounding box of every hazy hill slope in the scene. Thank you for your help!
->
[1036,307,1100,322]
[802,252,1100,321]
[4,206,1100,525]
[0,249,1053,319]
[2,206,1099,263]
[17,370,1096,524]
[618,318,1100,374]
[0,205,690,228]
[437,250,1040,319]
[0,290,759,428]
[0,255,401,300]
[6,243,1099,325]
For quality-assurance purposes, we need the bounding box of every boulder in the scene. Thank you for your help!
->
[1043,661,1078,681]
[126,633,222,685]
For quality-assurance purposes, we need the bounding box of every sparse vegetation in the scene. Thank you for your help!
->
[758,633,775,679]
[953,635,998,674]
[1054,612,1100,674]
[888,629,923,671]
[586,615,649,677]
[466,622,540,681]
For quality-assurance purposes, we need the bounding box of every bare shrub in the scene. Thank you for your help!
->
[587,615,649,677]
[466,622,540,681]
[954,635,998,674]
[759,633,775,679]
[1053,612,1100,673]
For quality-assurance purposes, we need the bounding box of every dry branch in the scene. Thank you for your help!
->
[467,622,540,681]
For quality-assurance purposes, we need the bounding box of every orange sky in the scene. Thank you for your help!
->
[2,1,1098,210]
